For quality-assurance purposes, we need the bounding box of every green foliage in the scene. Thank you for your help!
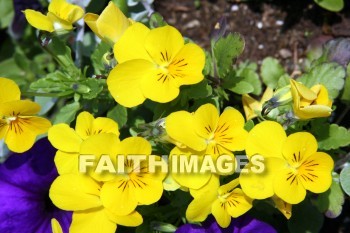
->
[107,104,128,128]
[317,174,344,218]
[341,64,350,103]
[213,32,245,78]
[91,42,111,74]
[340,166,350,196]
[261,57,285,89]
[298,62,346,99]
[312,122,350,150]
[149,12,167,28]
[0,0,13,29]
[314,0,344,12]
[288,199,324,233]
[53,101,81,124]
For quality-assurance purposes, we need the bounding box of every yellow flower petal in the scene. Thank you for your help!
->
[212,199,232,228]
[193,103,219,140]
[90,1,130,43]
[0,100,40,116]
[49,174,102,211]
[242,94,260,120]
[225,189,253,218]
[51,218,63,233]
[5,116,51,153]
[295,105,332,119]
[273,167,307,204]
[239,157,286,199]
[75,111,94,139]
[170,147,211,189]
[169,43,205,86]
[107,59,152,108]
[70,208,117,233]
[299,152,333,193]
[134,176,164,205]
[48,124,82,153]
[218,178,240,196]
[290,79,317,101]
[271,195,292,219]
[166,111,207,151]
[0,77,20,103]
[23,9,54,32]
[114,22,151,63]
[186,175,219,222]
[48,0,84,23]
[144,25,184,66]
[54,151,79,175]
[75,111,120,140]
[216,107,247,151]
[106,209,143,227]
[0,119,8,139]
[117,136,152,155]
[84,13,102,38]
[245,121,286,158]
[282,132,318,166]
[80,133,120,182]
[100,180,138,216]
[140,68,180,103]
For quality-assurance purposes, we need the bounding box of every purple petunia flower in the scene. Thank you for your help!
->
[175,215,277,233]
[0,137,72,233]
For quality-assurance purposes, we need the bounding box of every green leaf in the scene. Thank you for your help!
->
[181,79,212,100]
[213,32,245,78]
[107,104,128,128]
[203,51,212,76]
[46,37,80,78]
[229,80,254,95]
[149,12,167,28]
[237,67,261,95]
[91,41,111,74]
[79,79,104,100]
[244,120,255,131]
[340,166,350,196]
[0,58,27,85]
[261,57,285,89]
[298,62,346,99]
[316,174,344,218]
[288,198,324,233]
[315,124,350,150]
[340,64,350,103]
[53,101,81,124]
[30,71,74,95]
[314,0,344,12]
[0,0,14,29]
[277,74,291,88]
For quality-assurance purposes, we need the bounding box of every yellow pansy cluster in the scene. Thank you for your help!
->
[48,111,166,233]
[17,1,338,232]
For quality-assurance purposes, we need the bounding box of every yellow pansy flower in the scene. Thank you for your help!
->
[48,111,119,174]
[50,173,143,233]
[290,79,332,119]
[186,177,252,228]
[239,121,334,204]
[242,87,273,120]
[84,2,132,45]
[23,0,84,33]
[79,134,166,216]
[107,23,205,107]
[271,196,292,219]
[0,77,51,153]
[166,103,248,160]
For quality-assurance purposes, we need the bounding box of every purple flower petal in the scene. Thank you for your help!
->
[175,215,277,233]
[0,138,72,233]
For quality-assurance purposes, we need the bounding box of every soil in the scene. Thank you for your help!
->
[154,0,350,73]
